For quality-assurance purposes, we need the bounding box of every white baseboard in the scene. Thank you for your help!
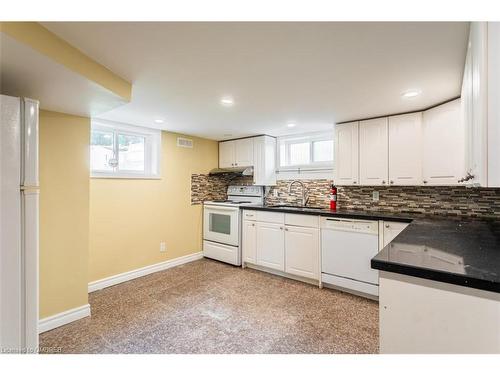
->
[38,304,91,333]
[88,251,204,293]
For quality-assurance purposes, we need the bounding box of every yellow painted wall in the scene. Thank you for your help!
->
[89,132,218,282]
[39,110,90,318]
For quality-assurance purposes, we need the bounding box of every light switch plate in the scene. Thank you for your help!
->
[372,191,380,202]
[160,242,166,252]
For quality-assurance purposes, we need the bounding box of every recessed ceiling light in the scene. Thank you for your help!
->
[220,97,234,106]
[287,123,296,128]
[154,119,164,124]
[401,90,421,98]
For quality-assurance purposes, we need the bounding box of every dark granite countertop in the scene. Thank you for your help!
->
[243,204,500,293]
[371,218,500,293]
[242,204,413,222]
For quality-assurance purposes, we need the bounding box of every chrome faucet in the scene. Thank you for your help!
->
[288,180,310,207]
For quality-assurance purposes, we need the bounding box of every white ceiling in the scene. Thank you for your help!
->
[41,22,469,140]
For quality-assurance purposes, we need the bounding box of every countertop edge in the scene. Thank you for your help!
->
[371,258,500,294]
[241,205,413,222]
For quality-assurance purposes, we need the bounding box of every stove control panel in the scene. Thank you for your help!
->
[227,185,264,197]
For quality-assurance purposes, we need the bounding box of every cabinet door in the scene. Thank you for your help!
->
[219,141,235,168]
[334,122,359,185]
[253,136,277,186]
[466,22,488,187]
[382,221,410,248]
[285,226,319,280]
[256,222,285,271]
[388,113,422,185]
[234,138,254,167]
[422,99,465,185]
[242,220,257,264]
[359,118,389,185]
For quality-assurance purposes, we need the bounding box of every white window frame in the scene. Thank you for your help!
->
[277,131,334,180]
[90,119,161,179]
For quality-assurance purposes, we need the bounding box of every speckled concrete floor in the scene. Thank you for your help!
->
[39,258,379,354]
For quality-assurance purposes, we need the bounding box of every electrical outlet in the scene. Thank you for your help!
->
[160,242,166,252]
[372,191,380,202]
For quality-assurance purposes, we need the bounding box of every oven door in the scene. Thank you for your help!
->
[203,204,240,246]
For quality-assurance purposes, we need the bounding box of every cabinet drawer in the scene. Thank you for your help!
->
[255,211,285,224]
[242,210,257,221]
[285,213,319,228]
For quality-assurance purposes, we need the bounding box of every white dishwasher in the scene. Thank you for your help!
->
[321,217,379,298]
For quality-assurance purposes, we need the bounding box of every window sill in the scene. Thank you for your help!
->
[90,173,161,180]
[276,168,333,181]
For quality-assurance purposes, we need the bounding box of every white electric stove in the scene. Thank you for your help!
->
[203,185,264,265]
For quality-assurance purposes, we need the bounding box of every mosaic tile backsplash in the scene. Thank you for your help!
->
[191,174,500,219]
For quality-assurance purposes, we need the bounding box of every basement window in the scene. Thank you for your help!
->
[277,131,334,179]
[90,120,161,179]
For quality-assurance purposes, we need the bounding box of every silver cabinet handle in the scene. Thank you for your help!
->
[280,227,283,230]
[390,180,394,185]
[252,223,255,227]
[285,228,289,231]
[353,181,357,184]
[382,180,386,184]
[423,180,428,184]
[458,172,475,183]
[385,224,390,228]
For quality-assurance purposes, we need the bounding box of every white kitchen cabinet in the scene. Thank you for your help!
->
[379,271,500,353]
[462,22,488,187]
[235,138,254,167]
[218,140,235,168]
[461,22,500,187]
[422,99,465,185]
[253,135,277,186]
[359,118,389,185]
[285,226,319,280]
[242,220,257,264]
[487,22,500,187]
[242,210,320,281]
[334,121,359,185]
[380,221,410,248]
[219,136,276,185]
[256,222,285,271]
[388,113,422,185]
[218,138,254,168]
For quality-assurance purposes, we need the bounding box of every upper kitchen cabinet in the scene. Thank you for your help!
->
[235,138,255,167]
[462,22,488,187]
[461,22,500,187]
[422,99,465,185]
[334,122,359,185]
[388,113,423,185]
[218,135,276,185]
[219,140,236,168]
[253,136,277,186]
[359,118,389,185]
[219,137,254,168]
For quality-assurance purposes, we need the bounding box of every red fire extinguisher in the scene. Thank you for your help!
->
[330,184,337,211]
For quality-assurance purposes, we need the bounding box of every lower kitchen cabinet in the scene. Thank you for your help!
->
[242,210,320,281]
[285,226,319,280]
[242,220,257,264]
[256,222,285,271]
[380,221,410,248]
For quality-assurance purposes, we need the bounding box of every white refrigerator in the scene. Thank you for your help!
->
[0,94,39,353]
